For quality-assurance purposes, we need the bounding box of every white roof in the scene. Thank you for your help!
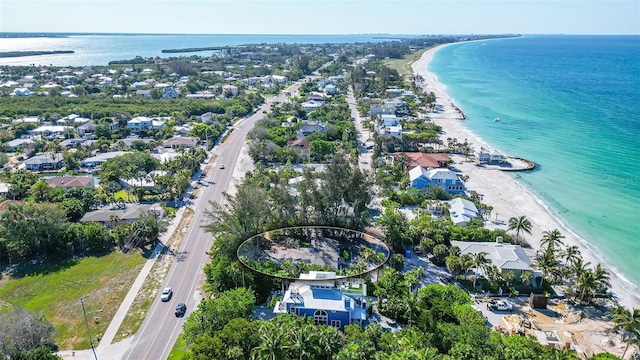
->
[409,166,459,182]
[128,116,152,123]
[81,151,130,165]
[32,125,69,133]
[451,240,533,272]
[279,282,355,313]
[448,198,479,226]
[153,152,180,163]
[13,116,39,124]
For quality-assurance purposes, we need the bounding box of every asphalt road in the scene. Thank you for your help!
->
[121,84,300,360]
[346,88,373,170]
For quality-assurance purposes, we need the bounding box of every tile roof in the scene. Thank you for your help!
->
[393,152,450,170]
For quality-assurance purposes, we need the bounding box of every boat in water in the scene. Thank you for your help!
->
[494,117,500,122]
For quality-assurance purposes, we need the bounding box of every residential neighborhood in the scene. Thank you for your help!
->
[0,35,634,360]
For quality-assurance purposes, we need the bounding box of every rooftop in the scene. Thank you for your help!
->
[451,240,533,272]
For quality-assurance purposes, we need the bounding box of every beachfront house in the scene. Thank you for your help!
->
[273,271,368,331]
[447,198,480,226]
[409,166,465,195]
[477,147,507,164]
[392,152,450,171]
[451,239,533,277]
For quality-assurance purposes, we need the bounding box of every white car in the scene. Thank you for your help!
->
[160,287,173,302]
[487,299,513,312]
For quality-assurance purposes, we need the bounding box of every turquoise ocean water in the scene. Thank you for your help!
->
[429,35,640,290]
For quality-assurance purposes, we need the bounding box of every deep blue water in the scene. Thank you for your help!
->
[429,35,640,289]
[0,34,392,66]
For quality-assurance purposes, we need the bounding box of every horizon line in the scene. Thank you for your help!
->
[1,31,638,37]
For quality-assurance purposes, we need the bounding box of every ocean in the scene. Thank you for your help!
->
[429,35,640,289]
[0,33,392,66]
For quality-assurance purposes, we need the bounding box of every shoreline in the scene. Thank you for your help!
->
[412,43,640,310]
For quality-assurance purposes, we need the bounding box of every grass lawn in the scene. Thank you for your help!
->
[0,251,146,350]
[115,207,194,341]
[167,334,190,359]
[384,46,433,83]
[114,190,137,202]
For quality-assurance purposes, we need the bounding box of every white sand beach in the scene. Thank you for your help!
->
[412,44,640,310]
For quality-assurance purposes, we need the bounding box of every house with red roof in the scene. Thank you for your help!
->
[393,152,450,171]
[285,139,311,160]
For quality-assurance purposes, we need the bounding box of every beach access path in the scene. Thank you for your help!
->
[411,43,640,310]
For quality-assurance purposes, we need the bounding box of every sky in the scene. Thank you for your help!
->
[1,0,639,35]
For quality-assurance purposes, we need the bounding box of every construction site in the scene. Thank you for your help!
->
[492,295,638,359]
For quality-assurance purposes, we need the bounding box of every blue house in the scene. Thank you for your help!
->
[409,166,465,195]
[273,272,368,331]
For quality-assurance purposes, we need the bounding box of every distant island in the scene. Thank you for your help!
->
[0,32,70,38]
[162,46,227,53]
[0,50,75,58]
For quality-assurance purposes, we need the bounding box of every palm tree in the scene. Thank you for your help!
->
[520,270,533,287]
[576,269,598,304]
[401,292,421,327]
[592,263,611,297]
[563,245,581,265]
[502,270,515,289]
[470,252,491,289]
[251,322,290,360]
[446,256,463,279]
[541,229,565,252]
[508,216,532,240]
[567,258,591,282]
[290,324,319,360]
[404,267,424,293]
[535,246,560,288]
[316,326,343,360]
[485,265,503,288]
[607,306,640,359]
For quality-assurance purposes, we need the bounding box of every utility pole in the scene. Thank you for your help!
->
[80,299,99,360]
